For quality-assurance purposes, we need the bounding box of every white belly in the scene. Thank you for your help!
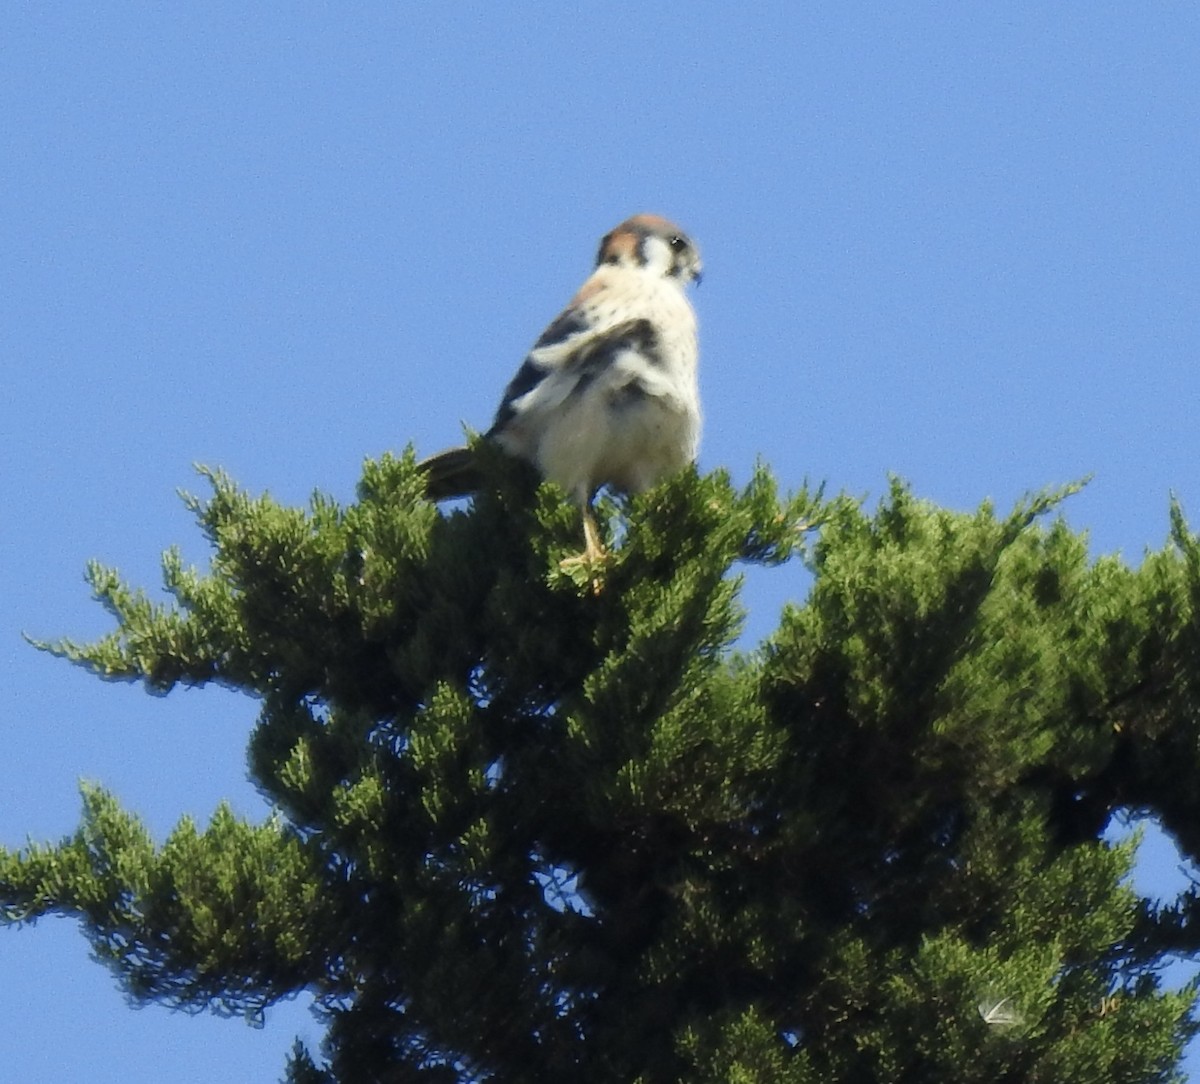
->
[540,364,699,498]
[492,266,702,503]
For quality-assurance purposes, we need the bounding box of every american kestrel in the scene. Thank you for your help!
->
[420,213,703,567]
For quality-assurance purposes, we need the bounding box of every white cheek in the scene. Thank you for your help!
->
[639,236,674,277]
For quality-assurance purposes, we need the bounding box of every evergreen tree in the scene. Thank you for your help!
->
[3,451,1199,1082]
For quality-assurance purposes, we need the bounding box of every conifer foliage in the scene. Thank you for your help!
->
[4,452,1200,1081]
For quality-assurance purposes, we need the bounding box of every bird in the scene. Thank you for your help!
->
[419,213,703,570]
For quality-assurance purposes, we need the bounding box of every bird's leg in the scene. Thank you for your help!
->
[559,497,608,589]
[581,503,606,564]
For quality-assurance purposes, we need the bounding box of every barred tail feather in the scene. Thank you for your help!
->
[418,446,482,501]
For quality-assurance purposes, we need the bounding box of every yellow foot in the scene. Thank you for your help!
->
[559,543,608,593]
[558,504,609,592]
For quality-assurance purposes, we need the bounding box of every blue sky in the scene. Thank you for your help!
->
[3,4,1198,1079]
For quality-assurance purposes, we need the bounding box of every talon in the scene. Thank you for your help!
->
[559,506,608,592]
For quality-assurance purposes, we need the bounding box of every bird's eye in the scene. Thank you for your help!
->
[668,235,687,251]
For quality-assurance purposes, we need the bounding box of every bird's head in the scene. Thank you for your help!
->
[596,214,702,285]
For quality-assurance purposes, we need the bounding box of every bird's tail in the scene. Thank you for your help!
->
[418,446,483,501]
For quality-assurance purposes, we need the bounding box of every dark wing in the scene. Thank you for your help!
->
[532,307,590,350]
[488,318,658,434]
[485,306,592,433]
[488,356,550,433]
